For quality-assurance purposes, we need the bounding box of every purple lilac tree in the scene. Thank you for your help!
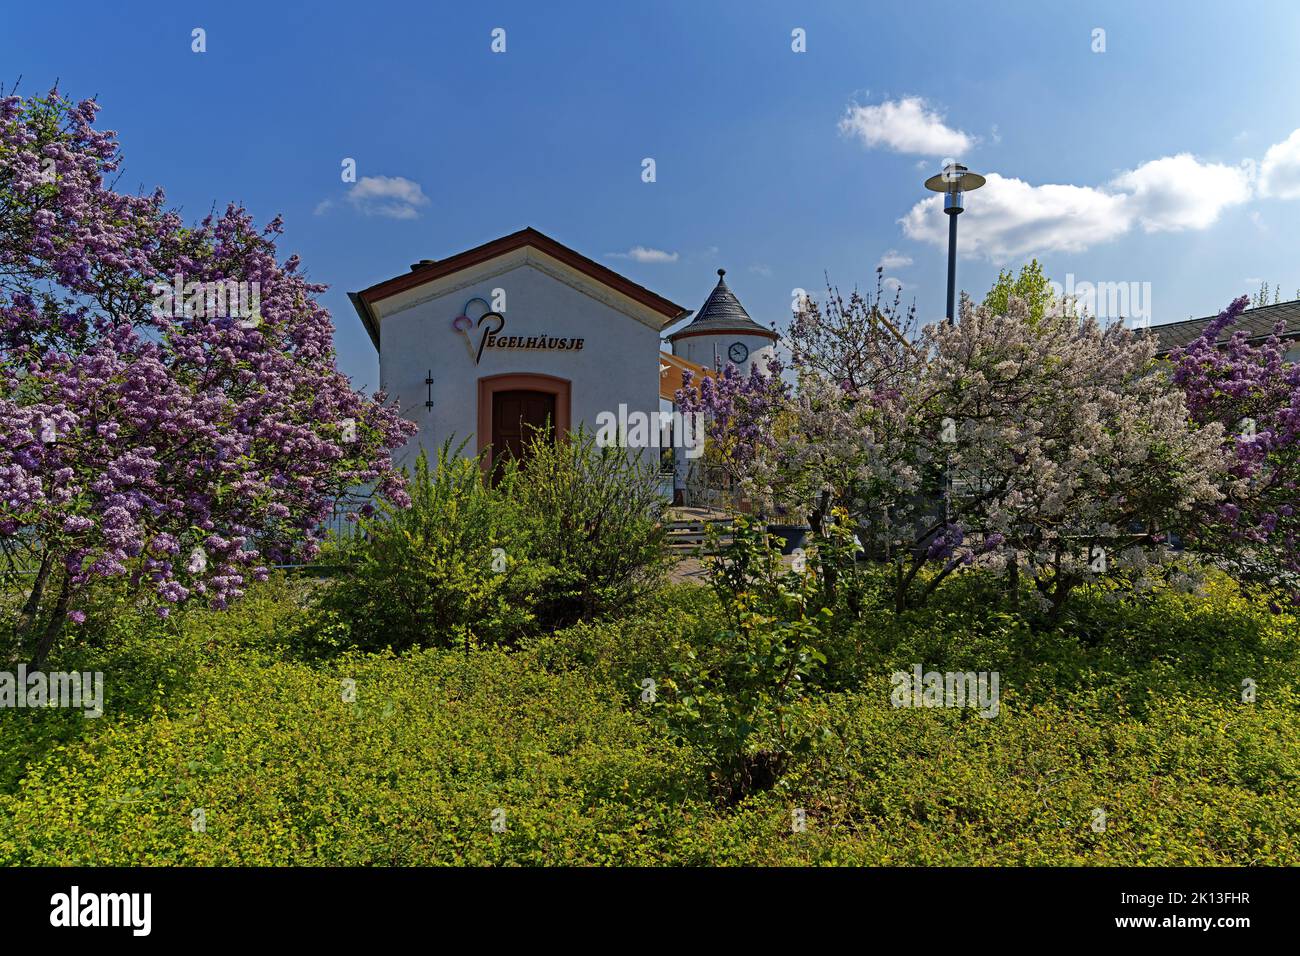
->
[674,354,789,499]
[1171,295,1300,607]
[1,90,415,665]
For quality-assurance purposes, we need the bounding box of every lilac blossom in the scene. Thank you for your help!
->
[1,90,416,665]
[675,354,790,489]
[751,292,1229,613]
[1170,295,1300,605]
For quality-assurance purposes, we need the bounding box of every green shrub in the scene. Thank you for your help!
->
[308,444,548,655]
[511,429,671,629]
[3,555,1297,866]
[523,584,722,698]
[752,686,1300,865]
[305,434,672,655]
[0,573,306,794]
[0,644,707,865]
[4,580,1296,865]
[816,567,1300,715]
[657,516,835,803]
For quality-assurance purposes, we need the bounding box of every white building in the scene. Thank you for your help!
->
[351,228,774,483]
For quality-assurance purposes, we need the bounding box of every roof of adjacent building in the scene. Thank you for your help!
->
[350,227,692,349]
[1150,299,1300,354]
[667,269,778,342]
[658,350,716,400]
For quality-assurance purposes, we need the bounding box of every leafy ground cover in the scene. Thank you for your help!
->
[2,571,1295,865]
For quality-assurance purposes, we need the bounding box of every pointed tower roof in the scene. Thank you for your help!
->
[667,269,778,342]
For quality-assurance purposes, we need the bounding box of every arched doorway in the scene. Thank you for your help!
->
[477,373,572,475]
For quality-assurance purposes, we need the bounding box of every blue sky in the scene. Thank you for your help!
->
[6,0,1300,388]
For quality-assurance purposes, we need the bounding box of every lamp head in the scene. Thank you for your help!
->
[925,162,986,214]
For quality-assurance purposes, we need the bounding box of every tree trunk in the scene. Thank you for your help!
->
[807,489,831,537]
[29,572,71,671]
[14,552,52,648]
[894,558,907,614]
[1047,574,1073,622]
[806,488,840,604]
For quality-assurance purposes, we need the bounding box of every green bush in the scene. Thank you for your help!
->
[0,644,709,865]
[306,444,549,655]
[510,429,671,629]
[752,685,1300,865]
[656,516,834,803]
[816,567,1300,715]
[524,584,722,698]
[0,574,305,793]
[306,434,672,655]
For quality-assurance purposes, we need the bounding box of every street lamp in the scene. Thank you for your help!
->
[925,162,985,324]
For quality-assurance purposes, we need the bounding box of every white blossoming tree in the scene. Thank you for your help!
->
[753,284,1229,616]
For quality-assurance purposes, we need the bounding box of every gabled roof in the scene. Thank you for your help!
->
[350,227,691,349]
[667,269,778,342]
[1150,299,1300,354]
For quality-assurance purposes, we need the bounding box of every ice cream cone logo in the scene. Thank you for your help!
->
[453,297,506,365]
[453,297,490,361]
[452,314,475,358]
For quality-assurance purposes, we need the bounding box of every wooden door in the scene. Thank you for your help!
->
[491,389,556,475]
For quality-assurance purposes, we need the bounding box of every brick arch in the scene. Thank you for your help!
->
[477,372,572,463]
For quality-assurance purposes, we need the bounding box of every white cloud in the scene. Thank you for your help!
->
[1258,128,1300,199]
[877,249,913,270]
[899,155,1253,262]
[881,276,904,293]
[607,246,679,263]
[749,263,773,277]
[900,172,1130,261]
[1110,154,1252,232]
[839,96,974,157]
[345,176,430,219]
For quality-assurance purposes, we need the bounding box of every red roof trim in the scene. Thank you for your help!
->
[355,227,690,322]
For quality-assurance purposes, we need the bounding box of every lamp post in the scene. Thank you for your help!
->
[924,162,985,324]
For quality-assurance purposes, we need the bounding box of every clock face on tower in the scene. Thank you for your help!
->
[728,341,749,364]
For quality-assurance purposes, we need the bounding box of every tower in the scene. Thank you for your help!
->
[667,269,778,374]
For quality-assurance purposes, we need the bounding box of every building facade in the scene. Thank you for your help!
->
[351,228,773,483]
